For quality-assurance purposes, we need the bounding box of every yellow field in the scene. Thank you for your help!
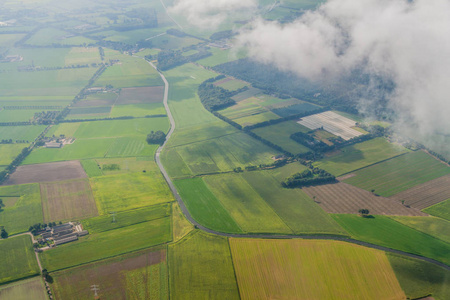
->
[229,239,406,300]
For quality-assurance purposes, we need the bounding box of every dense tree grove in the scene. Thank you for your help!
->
[146,130,166,145]
[198,80,236,111]
[282,168,336,188]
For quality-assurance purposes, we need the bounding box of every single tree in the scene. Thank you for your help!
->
[1,228,8,239]
[358,208,370,217]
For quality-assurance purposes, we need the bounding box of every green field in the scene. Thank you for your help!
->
[90,171,174,215]
[63,118,169,139]
[94,157,156,175]
[174,178,242,233]
[314,137,410,176]
[25,118,168,164]
[343,151,450,196]
[241,170,346,235]
[80,159,103,177]
[25,28,95,46]
[0,109,49,122]
[0,125,46,142]
[0,235,40,284]
[204,173,292,233]
[23,138,116,164]
[424,199,450,221]
[163,63,219,129]
[388,253,450,300]
[168,231,239,300]
[233,111,280,126]
[196,47,248,67]
[94,55,163,88]
[51,247,168,300]
[40,218,171,272]
[215,78,249,91]
[252,120,311,154]
[0,277,47,300]
[332,214,450,265]
[0,144,28,166]
[167,132,279,176]
[0,68,97,98]
[0,184,44,235]
[165,121,238,148]
[82,203,171,233]
[110,103,166,117]
[150,34,202,50]
[230,238,405,300]
[389,216,450,244]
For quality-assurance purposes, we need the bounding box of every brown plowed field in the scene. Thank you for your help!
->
[302,182,427,216]
[40,179,98,222]
[3,160,87,185]
[390,175,450,210]
[73,98,116,107]
[116,86,164,104]
[52,248,166,300]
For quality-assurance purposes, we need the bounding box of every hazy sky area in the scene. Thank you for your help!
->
[168,0,257,29]
[170,0,450,141]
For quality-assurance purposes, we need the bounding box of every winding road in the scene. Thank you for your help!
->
[147,60,450,271]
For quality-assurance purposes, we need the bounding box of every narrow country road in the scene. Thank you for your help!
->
[147,60,450,271]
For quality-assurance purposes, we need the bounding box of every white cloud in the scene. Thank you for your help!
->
[168,0,257,29]
[236,0,450,138]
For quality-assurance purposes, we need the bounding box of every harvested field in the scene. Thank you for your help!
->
[116,86,164,104]
[51,247,167,300]
[390,175,450,209]
[40,178,98,222]
[298,110,363,140]
[302,182,426,216]
[3,160,87,185]
[230,238,405,300]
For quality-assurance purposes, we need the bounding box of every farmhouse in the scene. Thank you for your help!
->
[43,222,89,247]
[44,141,62,148]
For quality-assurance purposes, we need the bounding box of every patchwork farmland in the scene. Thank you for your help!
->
[0,1,449,299]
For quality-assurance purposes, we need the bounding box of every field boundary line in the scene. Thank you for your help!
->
[336,151,412,177]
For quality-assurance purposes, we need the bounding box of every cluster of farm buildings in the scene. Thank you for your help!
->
[39,222,88,247]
